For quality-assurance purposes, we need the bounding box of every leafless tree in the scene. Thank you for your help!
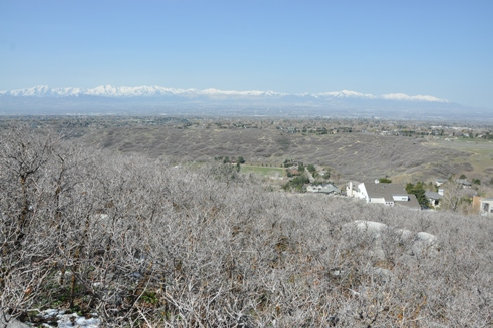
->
[0,123,491,327]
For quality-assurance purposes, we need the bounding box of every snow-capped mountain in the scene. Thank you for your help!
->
[0,84,448,102]
[0,85,288,98]
[0,84,489,121]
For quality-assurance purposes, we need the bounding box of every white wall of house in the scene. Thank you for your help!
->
[358,183,368,201]
[480,200,493,216]
[346,181,366,199]
[357,183,370,201]
[346,182,354,197]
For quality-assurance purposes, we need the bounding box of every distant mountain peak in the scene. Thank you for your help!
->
[0,84,449,103]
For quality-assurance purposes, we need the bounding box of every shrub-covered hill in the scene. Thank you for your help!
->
[1,127,492,327]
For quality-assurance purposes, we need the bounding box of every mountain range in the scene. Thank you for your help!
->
[0,85,490,121]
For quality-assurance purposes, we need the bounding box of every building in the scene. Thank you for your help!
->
[435,178,447,187]
[456,179,472,188]
[480,198,493,216]
[472,196,493,216]
[347,181,420,209]
[425,190,443,208]
[346,181,364,198]
[307,183,340,194]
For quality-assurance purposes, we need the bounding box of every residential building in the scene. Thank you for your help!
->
[347,181,420,209]
[435,178,447,187]
[346,181,364,198]
[456,179,472,188]
[480,198,493,216]
[306,183,340,194]
[425,190,443,208]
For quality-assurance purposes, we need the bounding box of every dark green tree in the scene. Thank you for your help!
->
[283,175,309,192]
[406,182,429,208]
[307,164,316,174]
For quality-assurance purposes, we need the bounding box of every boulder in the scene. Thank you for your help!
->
[344,220,388,238]
[411,231,439,256]
[0,311,30,328]
[343,220,388,260]
[343,221,440,260]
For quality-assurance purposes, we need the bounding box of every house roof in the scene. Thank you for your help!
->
[364,183,409,202]
[456,179,472,186]
[321,184,340,193]
[395,194,421,210]
[425,191,443,200]
[308,183,340,194]
[364,182,421,209]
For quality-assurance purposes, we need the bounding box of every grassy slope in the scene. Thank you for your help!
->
[424,138,493,177]
[81,124,473,183]
[240,165,285,177]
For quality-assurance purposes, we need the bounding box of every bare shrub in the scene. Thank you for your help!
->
[0,125,491,327]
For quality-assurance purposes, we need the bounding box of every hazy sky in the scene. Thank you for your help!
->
[1,0,492,108]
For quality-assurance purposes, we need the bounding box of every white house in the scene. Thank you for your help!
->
[348,181,420,210]
[346,181,366,199]
[480,198,493,216]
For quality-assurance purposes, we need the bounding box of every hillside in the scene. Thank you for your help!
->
[1,124,491,327]
[77,120,475,183]
[4,116,489,184]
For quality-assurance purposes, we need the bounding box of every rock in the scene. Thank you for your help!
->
[415,231,437,243]
[344,220,441,261]
[350,220,388,238]
[0,311,30,328]
[343,221,388,260]
[394,228,413,241]
[411,231,439,256]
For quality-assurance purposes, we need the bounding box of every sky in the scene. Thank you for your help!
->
[0,0,492,108]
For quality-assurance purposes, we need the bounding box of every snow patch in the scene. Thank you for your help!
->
[37,309,100,328]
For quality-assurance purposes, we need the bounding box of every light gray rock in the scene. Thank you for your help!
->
[394,228,413,241]
[415,231,437,243]
[0,311,30,328]
[411,231,439,256]
[343,220,388,260]
[344,220,440,261]
[349,220,388,238]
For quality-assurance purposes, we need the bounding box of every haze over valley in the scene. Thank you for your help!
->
[1,84,487,121]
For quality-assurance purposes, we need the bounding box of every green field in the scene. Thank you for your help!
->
[240,165,286,178]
